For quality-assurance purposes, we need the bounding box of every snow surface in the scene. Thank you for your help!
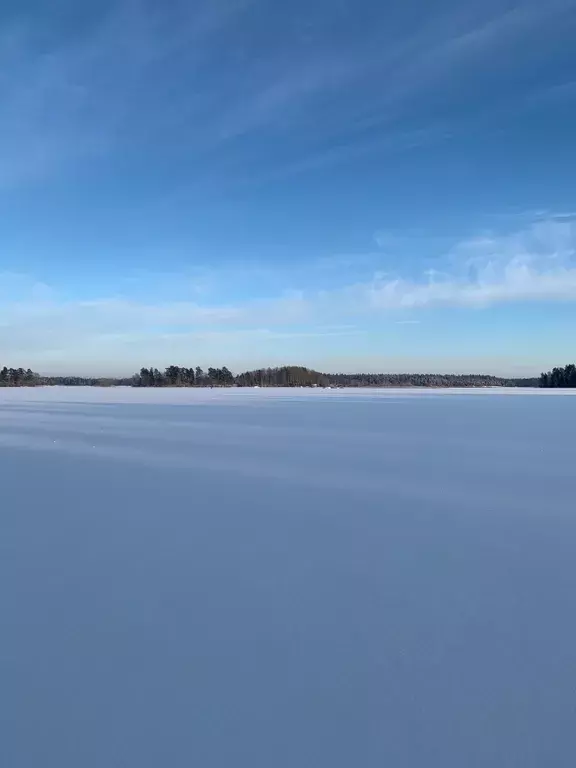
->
[2,387,576,767]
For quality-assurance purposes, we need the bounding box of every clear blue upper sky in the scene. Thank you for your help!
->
[1,0,575,375]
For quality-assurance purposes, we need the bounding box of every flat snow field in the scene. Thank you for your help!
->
[2,387,576,768]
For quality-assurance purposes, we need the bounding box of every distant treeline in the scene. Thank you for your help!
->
[0,363,551,389]
[0,366,133,387]
[134,366,540,388]
[539,363,576,388]
[135,366,234,387]
[232,367,517,388]
[0,367,39,386]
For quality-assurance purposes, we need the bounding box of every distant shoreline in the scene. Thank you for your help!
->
[0,364,543,389]
[0,380,540,389]
[6,362,575,389]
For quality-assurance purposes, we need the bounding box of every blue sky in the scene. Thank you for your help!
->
[1,0,576,375]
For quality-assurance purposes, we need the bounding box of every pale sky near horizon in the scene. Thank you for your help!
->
[1,0,576,376]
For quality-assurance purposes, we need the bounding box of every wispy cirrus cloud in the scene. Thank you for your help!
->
[0,0,254,186]
[218,0,576,178]
[1,0,575,187]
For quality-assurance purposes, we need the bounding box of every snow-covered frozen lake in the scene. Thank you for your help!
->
[2,387,576,767]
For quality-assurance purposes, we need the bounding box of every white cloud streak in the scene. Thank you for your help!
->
[0,216,575,373]
[364,219,576,309]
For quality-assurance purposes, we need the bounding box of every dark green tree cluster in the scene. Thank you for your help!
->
[539,364,576,388]
[0,367,40,386]
[134,365,234,387]
[235,366,328,387]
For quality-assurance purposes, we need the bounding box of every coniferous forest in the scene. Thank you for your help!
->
[0,363,559,388]
[539,364,576,388]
